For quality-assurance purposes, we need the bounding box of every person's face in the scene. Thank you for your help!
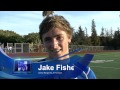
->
[42,28,71,59]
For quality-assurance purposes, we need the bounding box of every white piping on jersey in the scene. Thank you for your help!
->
[82,67,90,79]
[73,64,91,79]
[86,67,90,75]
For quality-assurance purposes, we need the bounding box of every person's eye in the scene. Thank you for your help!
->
[57,36,63,41]
[44,38,51,42]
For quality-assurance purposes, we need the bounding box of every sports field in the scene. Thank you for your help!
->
[85,52,120,79]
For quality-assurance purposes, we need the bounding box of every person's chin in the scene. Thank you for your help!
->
[51,51,63,57]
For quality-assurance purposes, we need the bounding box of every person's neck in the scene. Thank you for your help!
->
[47,55,70,61]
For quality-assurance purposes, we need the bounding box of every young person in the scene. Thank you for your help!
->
[39,15,96,79]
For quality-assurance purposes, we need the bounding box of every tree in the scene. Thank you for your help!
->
[113,29,120,49]
[91,19,100,46]
[23,32,40,44]
[77,26,86,45]
[84,27,91,45]
[42,11,54,17]
[72,26,86,45]
[100,27,106,46]
[0,29,24,46]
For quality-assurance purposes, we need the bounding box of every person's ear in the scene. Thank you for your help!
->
[68,36,72,44]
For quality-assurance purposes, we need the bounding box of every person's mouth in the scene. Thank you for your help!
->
[50,49,62,53]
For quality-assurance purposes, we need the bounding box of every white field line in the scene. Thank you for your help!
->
[91,60,114,63]
[91,66,120,70]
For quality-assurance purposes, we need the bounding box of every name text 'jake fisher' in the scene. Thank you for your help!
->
[38,64,74,71]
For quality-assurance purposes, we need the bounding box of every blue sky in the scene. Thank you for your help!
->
[0,11,120,36]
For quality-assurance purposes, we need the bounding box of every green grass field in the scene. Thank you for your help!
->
[82,52,120,79]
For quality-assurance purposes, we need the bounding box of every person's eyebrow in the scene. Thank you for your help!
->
[44,37,51,40]
[54,34,64,37]
[44,34,63,38]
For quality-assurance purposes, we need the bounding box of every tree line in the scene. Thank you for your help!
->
[0,30,40,46]
[72,19,120,50]
[0,19,120,50]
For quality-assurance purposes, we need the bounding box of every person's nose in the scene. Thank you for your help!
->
[50,38,59,49]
